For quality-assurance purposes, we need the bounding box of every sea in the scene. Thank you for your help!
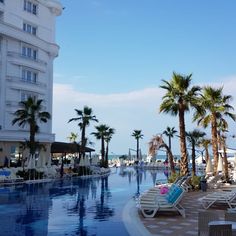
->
[107,154,181,161]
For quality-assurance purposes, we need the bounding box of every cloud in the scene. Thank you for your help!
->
[52,77,236,155]
[53,83,164,108]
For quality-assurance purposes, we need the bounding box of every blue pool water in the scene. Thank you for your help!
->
[0,167,167,236]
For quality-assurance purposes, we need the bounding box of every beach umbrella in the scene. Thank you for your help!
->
[234,154,236,171]
[84,157,90,166]
[128,149,131,161]
[27,154,36,170]
[217,155,223,172]
[205,158,213,173]
[139,149,142,161]
[36,152,46,168]
[91,156,98,165]
[79,157,86,166]
[70,157,75,166]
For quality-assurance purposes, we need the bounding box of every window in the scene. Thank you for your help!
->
[21,92,37,102]
[22,68,37,83]
[22,46,37,60]
[23,22,37,35]
[24,0,37,15]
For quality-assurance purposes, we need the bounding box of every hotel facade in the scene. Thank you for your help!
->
[0,0,62,165]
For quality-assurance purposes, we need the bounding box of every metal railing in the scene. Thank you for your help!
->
[6,75,47,88]
[7,51,47,66]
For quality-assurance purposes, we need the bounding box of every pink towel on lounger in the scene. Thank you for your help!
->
[160,186,169,194]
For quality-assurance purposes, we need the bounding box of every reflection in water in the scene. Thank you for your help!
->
[94,176,114,221]
[0,168,167,236]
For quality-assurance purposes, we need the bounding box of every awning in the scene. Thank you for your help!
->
[51,142,95,154]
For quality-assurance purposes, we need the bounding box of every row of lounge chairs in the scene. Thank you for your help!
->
[0,168,24,184]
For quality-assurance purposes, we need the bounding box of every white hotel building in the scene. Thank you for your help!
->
[0,0,62,165]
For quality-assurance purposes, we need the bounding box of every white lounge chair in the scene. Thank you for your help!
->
[138,185,186,218]
[200,190,236,209]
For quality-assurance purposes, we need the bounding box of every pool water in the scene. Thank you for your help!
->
[0,167,167,236]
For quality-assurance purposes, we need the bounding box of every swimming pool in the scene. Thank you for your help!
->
[0,167,167,236]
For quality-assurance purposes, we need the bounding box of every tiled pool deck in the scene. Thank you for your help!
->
[124,186,236,236]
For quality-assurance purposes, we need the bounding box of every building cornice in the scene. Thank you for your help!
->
[0,21,60,57]
[37,0,63,16]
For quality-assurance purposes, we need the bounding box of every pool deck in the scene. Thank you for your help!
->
[123,185,236,236]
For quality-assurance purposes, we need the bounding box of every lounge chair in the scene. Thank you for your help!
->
[198,211,220,236]
[138,185,186,218]
[200,190,236,209]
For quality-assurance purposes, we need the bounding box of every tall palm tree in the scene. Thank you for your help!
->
[160,72,201,175]
[217,118,230,181]
[91,124,109,167]
[131,130,144,161]
[68,106,98,161]
[199,138,211,164]
[12,97,51,155]
[193,86,236,174]
[163,126,177,151]
[104,128,115,168]
[186,129,206,176]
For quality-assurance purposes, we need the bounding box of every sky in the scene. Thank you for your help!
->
[52,0,236,156]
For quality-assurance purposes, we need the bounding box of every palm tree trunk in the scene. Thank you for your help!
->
[178,107,188,176]
[101,137,105,166]
[30,124,36,155]
[162,143,175,175]
[205,147,209,164]
[137,139,139,161]
[169,136,171,151]
[105,142,109,168]
[81,126,86,159]
[211,115,219,175]
[191,144,196,176]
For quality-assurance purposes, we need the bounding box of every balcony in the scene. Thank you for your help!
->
[6,76,47,89]
[0,21,59,57]
[7,51,47,66]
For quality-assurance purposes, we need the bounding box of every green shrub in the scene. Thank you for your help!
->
[168,172,180,183]
[191,175,201,190]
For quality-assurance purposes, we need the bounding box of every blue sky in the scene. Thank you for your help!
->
[52,0,236,156]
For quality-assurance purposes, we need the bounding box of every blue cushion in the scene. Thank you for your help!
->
[167,187,183,204]
[165,184,177,201]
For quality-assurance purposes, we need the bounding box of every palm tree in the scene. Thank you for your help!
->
[67,132,78,143]
[217,118,230,181]
[186,129,206,176]
[131,130,144,161]
[160,72,201,175]
[163,126,177,151]
[149,135,175,175]
[193,86,236,174]
[68,106,98,161]
[12,97,51,156]
[104,128,115,168]
[91,124,109,167]
[199,138,211,164]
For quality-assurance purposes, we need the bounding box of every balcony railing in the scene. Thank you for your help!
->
[7,51,47,66]
[6,76,47,88]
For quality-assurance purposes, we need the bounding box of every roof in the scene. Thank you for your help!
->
[51,142,95,154]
